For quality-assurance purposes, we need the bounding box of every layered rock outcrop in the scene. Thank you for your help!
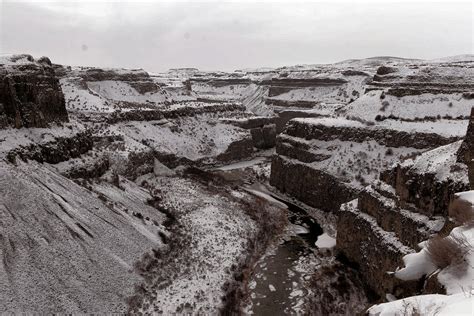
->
[0,54,68,128]
[265,78,348,97]
[271,155,357,211]
[370,63,474,97]
[337,139,470,299]
[107,102,245,124]
[6,131,93,164]
[270,117,451,212]
[458,107,474,187]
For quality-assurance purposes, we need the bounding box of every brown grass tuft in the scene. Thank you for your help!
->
[449,198,474,226]
[426,234,471,269]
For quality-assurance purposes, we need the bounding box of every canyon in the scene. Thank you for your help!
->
[0,53,473,314]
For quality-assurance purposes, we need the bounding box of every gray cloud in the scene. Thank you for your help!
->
[1,1,472,72]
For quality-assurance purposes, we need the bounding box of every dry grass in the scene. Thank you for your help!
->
[449,198,474,226]
[401,300,422,316]
[401,300,442,316]
[426,234,471,270]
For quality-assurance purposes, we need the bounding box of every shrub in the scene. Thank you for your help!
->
[449,198,474,225]
[401,300,421,316]
[426,234,471,269]
[385,148,394,156]
[375,114,384,121]
[380,100,390,112]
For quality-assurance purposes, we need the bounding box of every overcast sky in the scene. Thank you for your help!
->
[1,0,473,72]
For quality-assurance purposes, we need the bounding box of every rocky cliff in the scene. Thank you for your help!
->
[337,139,470,299]
[269,117,455,211]
[0,54,68,128]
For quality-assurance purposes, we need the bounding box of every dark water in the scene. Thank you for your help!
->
[246,195,324,315]
[271,194,323,247]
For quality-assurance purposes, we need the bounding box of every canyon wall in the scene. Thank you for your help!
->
[0,55,68,128]
[269,117,454,212]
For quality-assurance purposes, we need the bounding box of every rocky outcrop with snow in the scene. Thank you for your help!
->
[269,117,457,212]
[337,139,470,299]
[0,54,68,128]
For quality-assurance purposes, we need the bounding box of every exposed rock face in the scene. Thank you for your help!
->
[357,184,445,249]
[250,124,276,149]
[381,162,469,217]
[0,55,68,128]
[274,109,321,133]
[265,99,318,108]
[72,67,151,82]
[222,116,275,130]
[336,140,469,299]
[216,137,255,162]
[190,78,251,88]
[458,107,474,188]
[285,118,460,149]
[270,117,450,212]
[265,78,348,97]
[62,156,110,179]
[6,131,93,164]
[222,117,277,149]
[337,200,420,298]
[107,102,245,124]
[270,155,357,211]
[370,63,474,97]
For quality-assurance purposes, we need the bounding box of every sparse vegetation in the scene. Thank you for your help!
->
[380,100,390,112]
[449,198,474,225]
[426,234,471,270]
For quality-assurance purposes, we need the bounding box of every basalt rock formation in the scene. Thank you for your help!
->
[0,54,68,128]
[269,117,453,212]
[6,131,93,164]
[337,139,470,298]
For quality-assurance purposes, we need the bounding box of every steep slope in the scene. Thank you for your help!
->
[0,161,166,313]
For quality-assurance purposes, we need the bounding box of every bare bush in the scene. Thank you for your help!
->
[385,148,394,156]
[426,234,471,269]
[380,100,390,112]
[401,299,442,316]
[449,198,474,225]
[401,300,421,316]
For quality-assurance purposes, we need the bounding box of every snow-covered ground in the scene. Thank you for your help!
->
[100,115,249,161]
[279,133,421,188]
[343,90,473,123]
[61,78,119,113]
[130,175,259,314]
[87,80,167,104]
[369,220,474,316]
[400,140,468,182]
[0,120,87,157]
